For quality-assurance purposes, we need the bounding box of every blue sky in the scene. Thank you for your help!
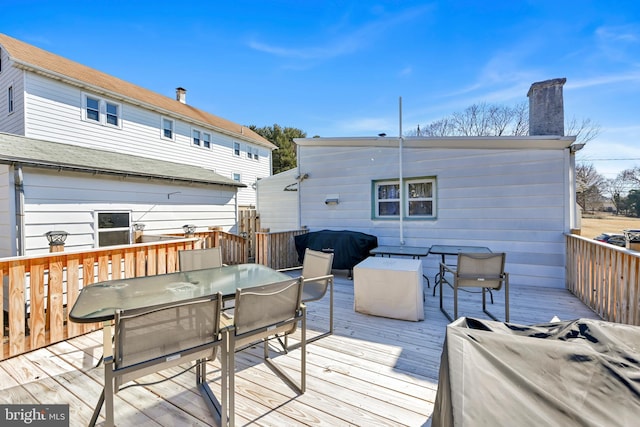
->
[3,1,640,179]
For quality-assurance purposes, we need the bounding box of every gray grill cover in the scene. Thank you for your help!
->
[294,230,377,270]
[432,317,640,427]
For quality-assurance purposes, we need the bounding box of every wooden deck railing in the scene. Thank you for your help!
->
[0,237,204,360]
[566,234,640,326]
[255,229,309,270]
[166,228,248,265]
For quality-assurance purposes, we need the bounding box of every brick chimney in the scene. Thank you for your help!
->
[176,87,187,104]
[527,78,566,136]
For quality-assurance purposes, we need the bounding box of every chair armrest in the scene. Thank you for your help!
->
[277,266,303,273]
[302,274,334,284]
[439,262,456,275]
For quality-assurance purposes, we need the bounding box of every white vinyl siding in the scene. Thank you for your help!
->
[17,73,269,207]
[19,167,238,255]
[296,143,571,289]
[0,61,24,133]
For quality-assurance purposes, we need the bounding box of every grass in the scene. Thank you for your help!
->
[580,214,640,239]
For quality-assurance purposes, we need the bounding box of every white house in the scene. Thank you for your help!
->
[0,33,276,209]
[258,78,584,289]
[0,132,246,256]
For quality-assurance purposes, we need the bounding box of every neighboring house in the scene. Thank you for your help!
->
[258,78,584,289]
[0,33,276,210]
[0,132,245,256]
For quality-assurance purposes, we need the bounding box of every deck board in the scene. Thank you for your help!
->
[0,269,600,426]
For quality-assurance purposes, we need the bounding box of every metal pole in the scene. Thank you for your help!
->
[399,97,405,245]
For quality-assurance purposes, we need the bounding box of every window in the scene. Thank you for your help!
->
[247,146,259,160]
[106,102,119,126]
[0,48,2,73]
[232,172,241,182]
[233,142,240,156]
[203,132,211,148]
[86,96,100,122]
[83,93,121,128]
[162,117,174,139]
[7,86,13,113]
[192,129,201,146]
[373,177,436,219]
[96,212,131,247]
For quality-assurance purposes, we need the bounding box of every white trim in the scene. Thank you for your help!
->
[161,116,174,141]
[94,210,132,248]
[81,92,122,129]
[295,135,576,149]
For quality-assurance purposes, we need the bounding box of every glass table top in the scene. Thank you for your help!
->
[69,263,290,323]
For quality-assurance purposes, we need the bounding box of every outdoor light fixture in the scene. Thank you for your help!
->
[45,230,69,246]
[183,224,196,234]
[133,223,146,231]
[570,143,586,153]
[325,194,340,205]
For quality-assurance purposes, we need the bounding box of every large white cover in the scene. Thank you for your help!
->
[353,257,424,321]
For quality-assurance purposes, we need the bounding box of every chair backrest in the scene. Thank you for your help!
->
[113,294,222,384]
[233,277,303,337]
[456,252,506,290]
[301,248,334,301]
[179,247,223,271]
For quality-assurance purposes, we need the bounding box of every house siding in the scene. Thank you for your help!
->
[297,144,570,289]
[21,168,238,255]
[17,73,269,206]
[0,52,25,134]
[256,168,299,231]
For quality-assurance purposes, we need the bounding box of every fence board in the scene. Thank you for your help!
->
[566,234,640,326]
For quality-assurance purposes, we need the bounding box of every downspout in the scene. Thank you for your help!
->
[398,97,405,245]
[14,164,25,256]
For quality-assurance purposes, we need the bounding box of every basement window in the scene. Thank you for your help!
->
[96,212,131,247]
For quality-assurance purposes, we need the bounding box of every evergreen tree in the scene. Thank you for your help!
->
[249,124,306,174]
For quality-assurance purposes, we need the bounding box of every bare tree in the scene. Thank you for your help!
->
[566,117,601,144]
[576,164,607,212]
[408,102,599,144]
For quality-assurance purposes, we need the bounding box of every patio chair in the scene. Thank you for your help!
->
[439,252,509,322]
[221,277,306,426]
[91,294,223,427]
[179,246,224,271]
[280,248,334,348]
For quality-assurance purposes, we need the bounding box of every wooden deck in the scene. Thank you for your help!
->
[0,269,599,426]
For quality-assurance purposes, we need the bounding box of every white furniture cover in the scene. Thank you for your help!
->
[354,257,424,321]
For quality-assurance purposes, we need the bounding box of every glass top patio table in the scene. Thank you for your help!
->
[69,263,290,323]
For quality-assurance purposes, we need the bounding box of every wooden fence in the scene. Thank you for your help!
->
[0,228,248,361]
[566,234,640,326]
[255,229,309,270]
[239,209,260,260]
[0,238,201,360]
